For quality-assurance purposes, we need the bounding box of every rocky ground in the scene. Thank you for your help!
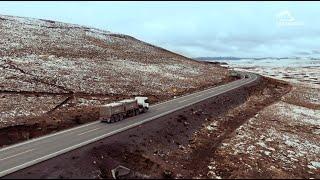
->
[209,83,319,179]
[236,66,320,87]
[6,73,319,179]
[196,59,320,178]
[209,57,320,87]
[2,14,319,179]
[6,76,302,179]
[0,14,233,147]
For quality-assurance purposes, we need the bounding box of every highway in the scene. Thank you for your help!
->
[0,72,259,177]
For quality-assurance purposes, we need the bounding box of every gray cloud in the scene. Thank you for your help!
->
[312,50,320,54]
[1,2,320,58]
[297,51,311,55]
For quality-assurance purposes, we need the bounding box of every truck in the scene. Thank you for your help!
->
[99,97,149,123]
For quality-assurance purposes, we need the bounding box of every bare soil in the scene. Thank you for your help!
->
[4,76,292,179]
[0,74,238,148]
[0,14,236,148]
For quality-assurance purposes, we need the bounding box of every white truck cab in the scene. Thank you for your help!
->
[135,96,149,111]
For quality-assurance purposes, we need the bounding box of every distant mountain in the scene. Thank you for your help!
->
[194,57,242,61]
[194,56,319,61]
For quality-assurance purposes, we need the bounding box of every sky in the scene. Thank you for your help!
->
[1,1,320,58]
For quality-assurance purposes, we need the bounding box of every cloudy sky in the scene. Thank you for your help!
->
[1,1,319,58]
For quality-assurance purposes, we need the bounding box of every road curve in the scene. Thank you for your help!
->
[0,72,259,177]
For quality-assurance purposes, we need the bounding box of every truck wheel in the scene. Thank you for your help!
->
[111,116,115,123]
[119,114,124,121]
[135,109,140,115]
[128,110,133,117]
[142,107,147,113]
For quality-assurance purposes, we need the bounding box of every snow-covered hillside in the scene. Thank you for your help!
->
[0,14,230,128]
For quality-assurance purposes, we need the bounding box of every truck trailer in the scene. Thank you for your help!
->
[99,97,149,123]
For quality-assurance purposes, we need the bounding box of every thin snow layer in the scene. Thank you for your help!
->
[0,14,227,95]
[0,55,223,95]
[218,58,320,88]
[281,85,320,109]
[111,59,201,79]
[0,14,168,61]
[0,94,66,128]
[0,14,229,127]
[275,101,320,126]
[219,101,320,174]
[0,57,66,93]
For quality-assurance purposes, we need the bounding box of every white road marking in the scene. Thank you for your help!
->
[150,79,240,108]
[0,121,100,152]
[0,73,250,153]
[155,106,167,110]
[195,94,203,98]
[0,149,35,161]
[0,73,258,177]
[179,99,189,103]
[77,128,101,136]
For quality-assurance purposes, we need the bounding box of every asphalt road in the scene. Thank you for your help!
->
[0,72,259,177]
